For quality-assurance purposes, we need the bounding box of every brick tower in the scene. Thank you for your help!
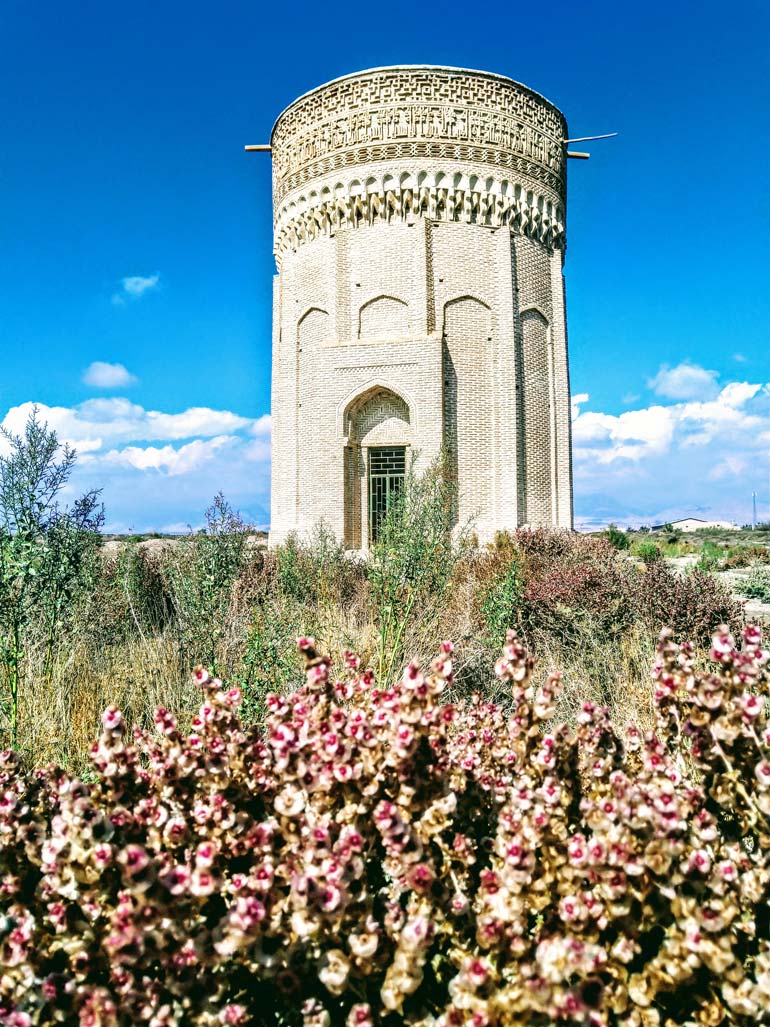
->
[267,66,573,549]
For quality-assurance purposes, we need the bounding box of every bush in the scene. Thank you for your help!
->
[632,563,743,647]
[0,409,103,746]
[634,540,662,565]
[369,458,469,683]
[697,540,724,572]
[722,545,769,570]
[3,627,770,1026]
[164,494,253,675]
[104,544,175,640]
[603,523,630,551]
[479,552,524,646]
[741,566,770,604]
[234,597,309,722]
[275,524,364,612]
[482,531,635,645]
[466,530,742,662]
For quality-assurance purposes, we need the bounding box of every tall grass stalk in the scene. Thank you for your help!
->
[369,457,470,683]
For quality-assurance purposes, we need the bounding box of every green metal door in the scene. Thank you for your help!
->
[368,446,406,543]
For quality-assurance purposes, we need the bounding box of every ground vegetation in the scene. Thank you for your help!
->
[1,627,769,1026]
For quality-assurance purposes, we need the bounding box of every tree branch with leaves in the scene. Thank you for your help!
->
[0,408,104,746]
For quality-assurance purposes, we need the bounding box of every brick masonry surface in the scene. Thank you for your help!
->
[268,66,574,549]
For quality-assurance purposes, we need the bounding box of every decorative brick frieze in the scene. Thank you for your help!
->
[271,66,566,202]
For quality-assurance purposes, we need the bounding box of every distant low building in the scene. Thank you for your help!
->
[651,517,739,532]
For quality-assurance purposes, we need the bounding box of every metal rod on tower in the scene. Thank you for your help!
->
[245,145,272,152]
[564,133,618,143]
[565,132,617,160]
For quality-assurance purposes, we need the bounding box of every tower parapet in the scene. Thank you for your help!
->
[270,67,567,264]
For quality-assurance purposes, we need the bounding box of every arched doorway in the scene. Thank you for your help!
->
[342,387,411,549]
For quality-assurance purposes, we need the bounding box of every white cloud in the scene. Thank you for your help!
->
[676,384,765,447]
[733,353,748,364]
[570,393,589,420]
[82,361,138,388]
[0,400,271,532]
[149,407,254,440]
[2,399,253,452]
[99,436,235,476]
[244,438,271,462]
[648,361,719,401]
[111,273,160,305]
[250,413,272,436]
[573,405,676,463]
[572,379,770,528]
[708,455,747,481]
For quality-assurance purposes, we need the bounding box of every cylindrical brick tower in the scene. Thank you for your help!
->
[268,66,573,549]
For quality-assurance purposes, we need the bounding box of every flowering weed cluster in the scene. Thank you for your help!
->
[1,626,769,1026]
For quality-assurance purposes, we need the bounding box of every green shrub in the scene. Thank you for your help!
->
[164,493,251,675]
[480,552,524,645]
[275,522,363,610]
[369,457,468,682]
[604,522,630,550]
[741,566,770,603]
[234,597,306,721]
[0,409,103,747]
[723,545,769,569]
[634,539,662,564]
[697,539,724,572]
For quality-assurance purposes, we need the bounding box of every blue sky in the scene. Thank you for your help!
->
[1,0,768,531]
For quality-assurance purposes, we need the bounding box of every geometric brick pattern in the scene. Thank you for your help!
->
[271,65,566,203]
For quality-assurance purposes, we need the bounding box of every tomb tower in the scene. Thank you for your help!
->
[268,66,573,548]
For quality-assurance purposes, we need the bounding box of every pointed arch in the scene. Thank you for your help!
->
[338,380,414,440]
[358,295,409,340]
[340,384,413,550]
[518,307,554,527]
[297,306,330,348]
[442,296,494,534]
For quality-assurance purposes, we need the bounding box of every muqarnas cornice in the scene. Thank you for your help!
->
[272,170,566,265]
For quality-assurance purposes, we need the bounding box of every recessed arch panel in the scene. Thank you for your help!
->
[519,307,553,526]
[358,295,409,340]
[442,296,494,533]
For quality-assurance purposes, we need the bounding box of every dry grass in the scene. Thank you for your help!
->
[3,525,744,771]
[15,635,197,770]
[13,616,662,773]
